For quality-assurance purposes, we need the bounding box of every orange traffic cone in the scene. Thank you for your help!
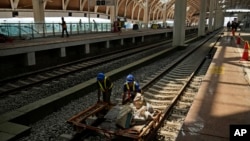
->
[237,34,241,45]
[240,41,249,61]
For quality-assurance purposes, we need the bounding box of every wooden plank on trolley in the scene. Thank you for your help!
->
[67,102,108,123]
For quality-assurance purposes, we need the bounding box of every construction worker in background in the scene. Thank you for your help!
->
[60,17,69,37]
[97,72,114,105]
[122,74,142,104]
[117,18,122,34]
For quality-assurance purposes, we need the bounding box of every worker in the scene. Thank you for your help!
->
[60,17,69,37]
[117,18,122,34]
[97,72,113,105]
[122,74,142,104]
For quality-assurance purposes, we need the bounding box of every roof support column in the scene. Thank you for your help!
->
[110,0,118,23]
[11,0,19,10]
[143,0,149,29]
[110,6,115,24]
[208,0,214,33]
[162,4,167,28]
[173,0,187,47]
[215,9,222,30]
[198,0,207,37]
[32,0,45,33]
[214,1,218,30]
[214,2,223,30]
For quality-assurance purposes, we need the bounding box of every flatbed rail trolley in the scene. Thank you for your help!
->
[67,102,162,141]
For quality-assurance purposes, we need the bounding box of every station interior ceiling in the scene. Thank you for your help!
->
[0,0,249,24]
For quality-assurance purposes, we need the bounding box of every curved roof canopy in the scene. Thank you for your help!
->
[0,0,248,24]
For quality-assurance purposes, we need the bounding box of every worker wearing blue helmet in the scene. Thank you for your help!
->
[97,72,113,105]
[122,74,142,104]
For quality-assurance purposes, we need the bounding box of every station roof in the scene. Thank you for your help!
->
[0,0,248,23]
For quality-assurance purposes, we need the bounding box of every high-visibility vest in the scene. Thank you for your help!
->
[125,81,136,99]
[98,77,113,92]
[125,81,136,92]
[118,21,122,27]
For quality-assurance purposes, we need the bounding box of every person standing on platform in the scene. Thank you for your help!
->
[113,20,118,32]
[117,18,122,34]
[231,21,237,31]
[122,74,142,104]
[97,72,114,105]
[79,19,82,30]
[61,17,69,37]
[227,21,231,32]
[93,19,98,32]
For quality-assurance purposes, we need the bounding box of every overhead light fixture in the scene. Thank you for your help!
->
[226,9,250,12]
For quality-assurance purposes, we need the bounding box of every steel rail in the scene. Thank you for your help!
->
[66,31,222,141]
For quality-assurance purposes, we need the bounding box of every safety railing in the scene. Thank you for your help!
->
[0,22,112,39]
[0,22,183,40]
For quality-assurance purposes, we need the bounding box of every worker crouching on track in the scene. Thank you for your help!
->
[97,72,114,105]
[122,74,142,104]
[130,93,154,125]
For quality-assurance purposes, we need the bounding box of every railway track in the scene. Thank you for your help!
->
[159,57,213,141]
[0,39,172,97]
[0,32,208,141]
[148,48,215,141]
[0,33,198,97]
[143,35,219,141]
[65,32,221,141]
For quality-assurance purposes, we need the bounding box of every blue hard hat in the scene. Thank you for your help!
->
[126,74,134,82]
[97,73,105,81]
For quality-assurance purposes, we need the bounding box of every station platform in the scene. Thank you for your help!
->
[0,28,180,59]
[176,31,250,141]
[0,28,170,51]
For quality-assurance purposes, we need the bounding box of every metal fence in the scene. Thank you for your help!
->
[0,22,112,39]
[0,22,177,40]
